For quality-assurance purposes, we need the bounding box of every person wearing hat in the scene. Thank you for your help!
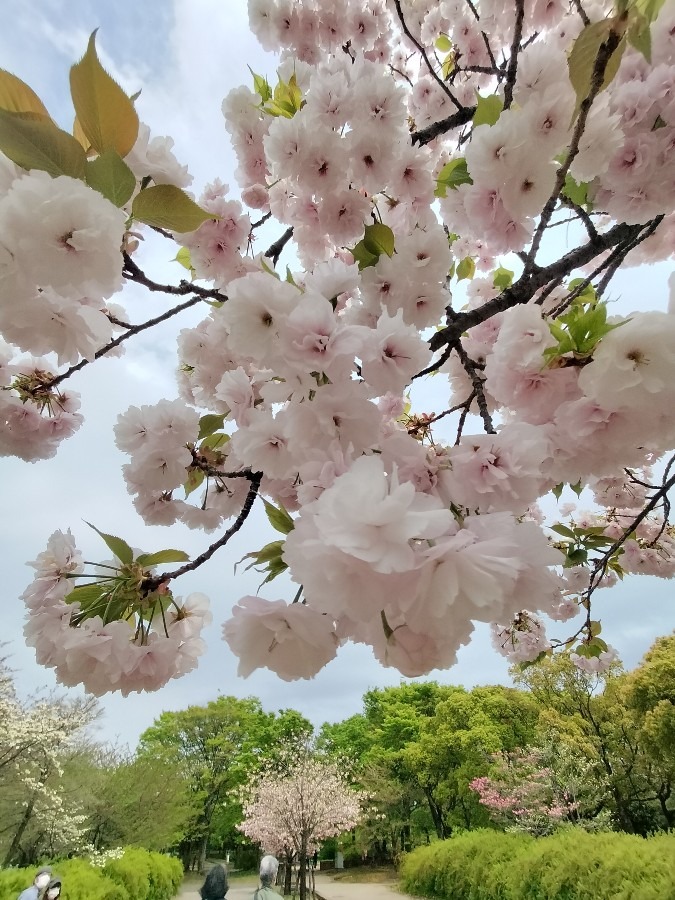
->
[17,868,51,900]
[254,855,279,899]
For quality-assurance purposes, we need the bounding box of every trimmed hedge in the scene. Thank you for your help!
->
[400,828,675,900]
[0,848,183,900]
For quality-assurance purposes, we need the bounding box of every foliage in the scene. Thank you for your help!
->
[0,848,182,900]
[399,828,675,900]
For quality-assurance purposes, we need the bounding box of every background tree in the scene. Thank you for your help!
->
[138,696,313,869]
[239,753,366,900]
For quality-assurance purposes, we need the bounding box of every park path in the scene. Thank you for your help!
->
[314,873,416,900]
[178,871,418,900]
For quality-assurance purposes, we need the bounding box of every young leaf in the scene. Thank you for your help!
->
[175,247,194,272]
[493,266,514,290]
[69,30,139,157]
[363,222,395,258]
[456,256,476,281]
[567,19,626,115]
[0,109,86,179]
[263,499,295,535]
[135,549,190,567]
[200,433,229,452]
[562,174,589,207]
[198,413,226,440]
[0,69,50,117]
[435,35,453,53]
[85,521,134,565]
[67,582,108,609]
[473,93,503,127]
[132,184,215,232]
[434,158,473,197]
[85,148,136,206]
[550,523,576,539]
[183,467,205,498]
[551,483,564,501]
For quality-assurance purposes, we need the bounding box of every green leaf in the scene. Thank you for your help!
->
[69,31,139,157]
[135,549,190,567]
[263,499,295,535]
[552,483,564,501]
[85,148,135,206]
[285,266,297,285]
[363,222,395,258]
[635,0,666,22]
[493,266,514,290]
[67,582,108,609]
[132,184,215,232]
[249,66,272,102]
[434,158,473,198]
[473,93,503,127]
[562,174,589,207]
[348,240,379,271]
[200,433,229,451]
[456,256,475,281]
[627,17,652,61]
[566,548,588,565]
[183,467,205,498]
[435,35,453,53]
[175,247,193,270]
[85,521,134,565]
[570,480,584,497]
[589,620,602,637]
[567,19,626,116]
[198,413,226,440]
[550,523,576,539]
[0,108,86,178]
[0,69,50,117]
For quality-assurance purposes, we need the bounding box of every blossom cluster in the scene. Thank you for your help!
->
[22,529,210,696]
[4,0,675,693]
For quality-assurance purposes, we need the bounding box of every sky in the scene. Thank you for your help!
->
[1,0,672,751]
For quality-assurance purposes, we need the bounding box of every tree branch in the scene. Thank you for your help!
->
[411,106,477,146]
[503,0,525,110]
[122,253,225,301]
[265,227,294,267]
[393,0,464,112]
[152,472,262,586]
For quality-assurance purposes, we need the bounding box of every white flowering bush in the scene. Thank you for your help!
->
[2,1,675,694]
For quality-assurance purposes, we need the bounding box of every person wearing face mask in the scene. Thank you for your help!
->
[44,878,61,900]
[17,867,52,900]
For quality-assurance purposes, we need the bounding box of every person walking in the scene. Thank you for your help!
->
[17,868,51,900]
[254,856,279,899]
[199,864,229,900]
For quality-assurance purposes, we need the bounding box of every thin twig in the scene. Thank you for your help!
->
[151,473,262,586]
[251,211,272,229]
[525,25,625,270]
[572,0,591,26]
[452,340,495,434]
[393,0,464,111]
[43,294,205,390]
[122,253,225,301]
[407,395,475,434]
[411,106,477,145]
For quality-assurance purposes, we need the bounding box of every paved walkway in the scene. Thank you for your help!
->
[314,873,414,900]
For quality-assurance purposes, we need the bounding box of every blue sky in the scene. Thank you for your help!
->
[1,1,672,750]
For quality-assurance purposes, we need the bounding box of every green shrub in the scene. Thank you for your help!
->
[0,848,182,900]
[399,829,675,900]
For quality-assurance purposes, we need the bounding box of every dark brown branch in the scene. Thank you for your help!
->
[251,211,272,229]
[560,197,600,244]
[406,394,475,434]
[586,461,675,600]
[428,220,644,356]
[525,25,625,269]
[572,0,591,26]
[122,252,225,301]
[411,106,477,146]
[452,340,495,433]
[106,313,132,330]
[44,294,205,390]
[265,227,294,266]
[595,215,664,297]
[150,225,174,240]
[393,0,464,112]
[153,472,262,585]
[503,0,525,110]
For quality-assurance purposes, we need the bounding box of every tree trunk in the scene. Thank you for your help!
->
[3,795,36,866]
[299,837,308,900]
[284,852,293,896]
